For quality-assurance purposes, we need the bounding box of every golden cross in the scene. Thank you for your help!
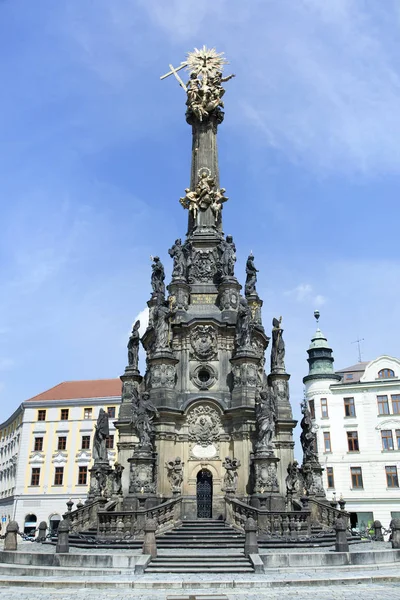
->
[160,63,188,91]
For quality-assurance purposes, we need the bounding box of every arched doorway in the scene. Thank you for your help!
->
[197,469,213,518]
[49,514,61,534]
[24,513,37,536]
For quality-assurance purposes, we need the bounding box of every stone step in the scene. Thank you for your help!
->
[153,556,249,563]
[145,567,255,573]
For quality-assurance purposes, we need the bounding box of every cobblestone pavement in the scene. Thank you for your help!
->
[0,583,400,600]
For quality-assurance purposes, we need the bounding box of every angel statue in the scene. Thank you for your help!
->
[165,457,184,492]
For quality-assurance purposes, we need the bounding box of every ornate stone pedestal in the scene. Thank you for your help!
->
[230,350,260,408]
[301,461,325,499]
[87,460,113,501]
[218,278,241,320]
[124,451,158,510]
[147,350,178,409]
[251,452,284,510]
[168,280,190,322]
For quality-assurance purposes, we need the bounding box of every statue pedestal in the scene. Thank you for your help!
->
[147,352,179,409]
[251,453,284,510]
[218,278,241,320]
[167,280,190,321]
[230,351,261,408]
[87,461,113,501]
[125,451,158,510]
[245,292,263,326]
[301,461,326,499]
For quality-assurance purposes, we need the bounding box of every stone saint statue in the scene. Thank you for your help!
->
[168,238,186,280]
[151,256,165,297]
[300,400,319,465]
[93,408,109,462]
[245,254,258,296]
[219,235,236,278]
[222,457,241,492]
[112,462,124,495]
[127,320,140,369]
[165,457,184,492]
[255,387,276,453]
[179,188,199,223]
[285,460,301,495]
[133,392,159,450]
[153,302,171,350]
[271,317,285,372]
[236,297,252,350]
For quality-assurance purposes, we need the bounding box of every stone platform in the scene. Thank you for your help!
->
[0,541,399,596]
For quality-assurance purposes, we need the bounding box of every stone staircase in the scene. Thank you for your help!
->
[258,524,363,549]
[156,519,245,548]
[145,553,254,573]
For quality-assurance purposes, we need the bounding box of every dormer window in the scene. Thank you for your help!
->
[378,369,395,379]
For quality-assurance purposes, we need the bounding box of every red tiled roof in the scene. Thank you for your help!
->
[26,379,122,402]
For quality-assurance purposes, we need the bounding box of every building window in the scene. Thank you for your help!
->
[347,431,359,452]
[106,435,114,449]
[345,373,353,380]
[327,466,335,488]
[81,435,90,450]
[378,369,395,379]
[377,395,390,415]
[351,467,363,488]
[60,409,69,420]
[392,395,400,414]
[344,397,356,417]
[321,398,328,418]
[57,436,67,451]
[386,466,399,488]
[37,410,46,421]
[78,466,88,485]
[107,407,116,419]
[54,467,64,486]
[396,430,400,450]
[34,437,43,452]
[84,407,92,420]
[323,432,331,452]
[308,399,315,419]
[381,430,394,451]
[30,468,40,486]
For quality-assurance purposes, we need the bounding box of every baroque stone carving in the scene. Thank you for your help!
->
[190,363,217,390]
[271,316,285,373]
[168,238,187,280]
[187,405,221,447]
[253,461,279,494]
[150,364,176,389]
[285,460,302,495]
[129,463,156,494]
[188,247,219,283]
[255,386,276,454]
[245,253,258,296]
[190,325,217,360]
[184,47,235,122]
[219,288,239,311]
[150,256,165,298]
[300,399,319,465]
[219,235,236,278]
[93,408,109,463]
[301,462,325,497]
[222,457,240,492]
[232,363,258,387]
[152,302,171,351]
[236,297,253,350]
[165,457,184,492]
[127,320,140,370]
[180,175,228,227]
[112,462,124,496]
[132,392,159,452]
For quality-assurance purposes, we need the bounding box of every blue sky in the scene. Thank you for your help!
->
[1,0,400,439]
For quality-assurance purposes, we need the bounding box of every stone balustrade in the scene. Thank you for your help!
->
[97,496,182,539]
[63,497,108,533]
[307,496,349,529]
[225,496,310,538]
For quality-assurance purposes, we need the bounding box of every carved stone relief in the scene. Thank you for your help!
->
[187,405,221,457]
[188,248,218,283]
[190,325,218,361]
[150,364,176,388]
[129,463,156,494]
[232,363,258,387]
[219,288,239,311]
[253,461,279,493]
[190,363,218,390]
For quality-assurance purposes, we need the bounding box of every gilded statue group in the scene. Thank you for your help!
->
[186,69,235,122]
[179,172,228,227]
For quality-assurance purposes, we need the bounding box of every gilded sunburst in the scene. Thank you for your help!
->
[185,46,228,77]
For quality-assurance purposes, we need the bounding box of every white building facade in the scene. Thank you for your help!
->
[304,326,400,530]
[0,379,121,534]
